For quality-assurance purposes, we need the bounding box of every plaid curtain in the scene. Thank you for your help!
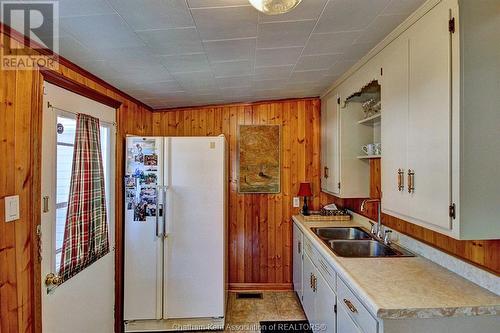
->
[59,113,109,282]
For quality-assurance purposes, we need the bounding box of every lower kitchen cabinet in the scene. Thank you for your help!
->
[293,223,303,300]
[314,270,336,333]
[337,301,363,333]
[302,252,316,323]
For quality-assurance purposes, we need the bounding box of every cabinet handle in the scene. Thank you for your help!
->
[310,273,314,289]
[343,299,358,313]
[397,169,405,191]
[408,169,415,193]
[324,166,329,179]
[312,274,317,292]
[298,240,301,254]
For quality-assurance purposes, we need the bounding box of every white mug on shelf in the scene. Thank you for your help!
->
[374,143,381,155]
[362,144,376,155]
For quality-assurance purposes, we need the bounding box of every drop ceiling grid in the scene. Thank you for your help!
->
[26,0,425,108]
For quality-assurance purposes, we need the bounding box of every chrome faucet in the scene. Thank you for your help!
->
[360,199,383,239]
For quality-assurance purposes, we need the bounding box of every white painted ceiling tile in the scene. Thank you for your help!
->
[314,0,391,33]
[137,28,203,55]
[257,20,316,48]
[160,54,211,73]
[58,36,97,63]
[328,60,357,76]
[173,71,218,90]
[254,65,293,80]
[255,47,303,67]
[212,60,254,77]
[382,0,425,15]
[295,53,343,71]
[216,76,253,88]
[191,6,258,40]
[204,38,256,62]
[290,70,328,82]
[355,14,407,44]
[258,0,328,22]
[60,14,143,49]
[340,42,374,62]
[253,79,288,90]
[59,0,115,17]
[187,0,250,8]
[107,0,193,30]
[302,31,361,55]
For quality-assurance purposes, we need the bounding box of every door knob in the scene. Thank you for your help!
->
[45,273,62,287]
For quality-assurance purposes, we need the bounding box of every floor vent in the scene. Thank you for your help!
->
[236,292,263,299]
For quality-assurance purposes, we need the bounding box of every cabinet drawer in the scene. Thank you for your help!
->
[317,255,336,292]
[337,278,378,333]
[303,238,317,263]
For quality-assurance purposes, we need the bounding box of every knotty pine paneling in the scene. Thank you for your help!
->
[0,31,152,333]
[153,98,322,288]
[320,159,500,275]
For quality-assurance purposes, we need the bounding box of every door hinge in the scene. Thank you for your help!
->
[337,97,340,105]
[449,203,456,219]
[449,17,455,33]
[334,304,337,314]
[380,67,383,76]
[338,182,341,190]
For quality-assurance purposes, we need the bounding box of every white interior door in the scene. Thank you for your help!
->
[41,83,116,333]
[164,137,226,319]
[407,0,453,230]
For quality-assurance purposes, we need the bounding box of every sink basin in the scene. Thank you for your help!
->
[311,227,372,240]
[327,240,414,257]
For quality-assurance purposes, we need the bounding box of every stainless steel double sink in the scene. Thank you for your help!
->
[311,227,414,258]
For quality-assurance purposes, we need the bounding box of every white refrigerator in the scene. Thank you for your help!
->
[123,136,227,332]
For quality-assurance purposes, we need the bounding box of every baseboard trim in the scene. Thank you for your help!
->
[229,283,293,291]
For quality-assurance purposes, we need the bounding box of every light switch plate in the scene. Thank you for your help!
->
[5,195,20,222]
[293,197,300,208]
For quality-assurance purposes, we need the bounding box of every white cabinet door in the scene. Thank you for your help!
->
[407,0,453,231]
[337,302,363,333]
[293,224,303,300]
[324,92,340,194]
[381,34,409,218]
[314,272,336,333]
[302,253,316,322]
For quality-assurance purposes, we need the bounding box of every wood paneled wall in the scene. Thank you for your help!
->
[0,30,152,333]
[153,98,321,289]
[320,159,500,275]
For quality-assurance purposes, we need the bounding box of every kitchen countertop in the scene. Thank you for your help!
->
[292,214,500,320]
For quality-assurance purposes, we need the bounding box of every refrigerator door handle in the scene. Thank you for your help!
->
[155,186,166,238]
[163,187,169,238]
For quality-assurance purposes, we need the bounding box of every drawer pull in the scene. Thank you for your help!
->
[312,274,317,292]
[310,273,314,288]
[343,299,358,313]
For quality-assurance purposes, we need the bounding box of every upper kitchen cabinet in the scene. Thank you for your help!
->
[321,57,382,198]
[381,0,500,240]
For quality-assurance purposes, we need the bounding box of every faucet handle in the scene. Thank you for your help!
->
[384,230,393,245]
[370,223,378,235]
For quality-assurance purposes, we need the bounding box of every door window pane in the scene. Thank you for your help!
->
[54,114,111,272]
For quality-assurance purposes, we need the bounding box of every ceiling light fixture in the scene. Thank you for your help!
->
[248,0,302,15]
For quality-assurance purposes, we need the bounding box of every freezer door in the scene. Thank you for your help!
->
[124,136,165,320]
[164,137,226,319]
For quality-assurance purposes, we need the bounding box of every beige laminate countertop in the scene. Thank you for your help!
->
[292,215,500,320]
